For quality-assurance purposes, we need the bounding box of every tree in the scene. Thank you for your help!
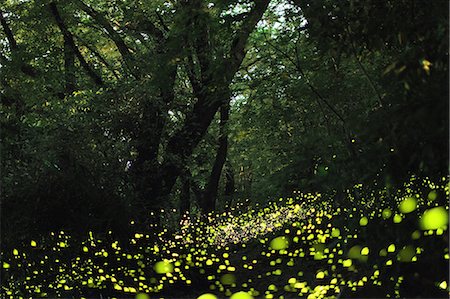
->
[1,0,447,239]
[1,0,271,235]
[227,0,448,199]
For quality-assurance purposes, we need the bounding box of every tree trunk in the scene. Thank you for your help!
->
[134,0,270,213]
[179,173,191,223]
[223,160,235,210]
[200,102,230,213]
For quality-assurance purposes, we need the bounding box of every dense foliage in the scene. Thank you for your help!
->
[1,0,448,298]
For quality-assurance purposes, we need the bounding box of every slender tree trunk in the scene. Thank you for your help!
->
[223,160,235,209]
[200,102,230,213]
[179,173,191,222]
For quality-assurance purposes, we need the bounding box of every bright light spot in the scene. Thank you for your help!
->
[197,293,218,299]
[393,214,402,223]
[399,197,417,214]
[382,208,392,219]
[388,244,396,253]
[270,236,289,250]
[316,271,325,279]
[230,291,254,299]
[154,260,174,274]
[114,284,122,291]
[135,294,150,299]
[331,228,340,237]
[420,207,448,230]
[361,247,369,255]
[359,217,368,226]
[343,259,352,267]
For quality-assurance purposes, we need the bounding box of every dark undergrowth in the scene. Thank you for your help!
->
[1,177,449,299]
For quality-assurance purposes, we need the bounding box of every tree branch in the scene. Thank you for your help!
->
[77,38,121,80]
[1,10,38,77]
[0,10,17,50]
[264,32,346,124]
[179,0,212,84]
[74,0,138,78]
[155,11,169,33]
[185,50,202,95]
[228,0,271,76]
[124,17,165,44]
[346,27,384,108]
[49,2,103,86]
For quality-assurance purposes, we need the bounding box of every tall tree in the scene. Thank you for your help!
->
[0,0,271,234]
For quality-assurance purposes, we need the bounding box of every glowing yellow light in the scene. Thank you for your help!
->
[197,293,218,299]
[421,59,432,74]
[154,260,174,274]
[331,228,340,237]
[270,236,289,250]
[359,217,368,226]
[420,207,448,230]
[343,259,352,267]
[382,208,392,219]
[399,197,417,214]
[387,244,396,253]
[393,214,402,223]
[361,247,369,255]
[114,284,122,291]
[230,291,254,299]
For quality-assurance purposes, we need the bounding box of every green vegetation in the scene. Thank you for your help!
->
[1,177,449,298]
[1,0,448,298]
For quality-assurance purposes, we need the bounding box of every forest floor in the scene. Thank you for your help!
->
[1,177,449,299]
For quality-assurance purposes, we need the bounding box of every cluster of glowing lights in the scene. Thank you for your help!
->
[1,177,448,299]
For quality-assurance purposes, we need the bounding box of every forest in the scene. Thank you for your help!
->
[0,0,449,298]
